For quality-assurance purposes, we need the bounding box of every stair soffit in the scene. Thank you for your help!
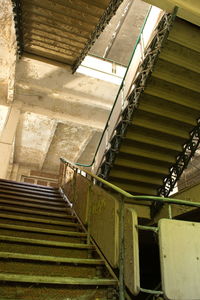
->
[13,0,124,70]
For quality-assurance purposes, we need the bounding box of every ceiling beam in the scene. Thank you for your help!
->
[39,120,58,170]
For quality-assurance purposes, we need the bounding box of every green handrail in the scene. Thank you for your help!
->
[60,157,200,209]
[75,6,152,168]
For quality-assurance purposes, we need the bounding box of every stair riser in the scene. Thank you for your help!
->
[0,229,87,244]
[0,283,112,300]
[0,243,94,259]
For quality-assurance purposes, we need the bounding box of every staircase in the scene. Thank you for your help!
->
[99,16,200,197]
[0,179,117,299]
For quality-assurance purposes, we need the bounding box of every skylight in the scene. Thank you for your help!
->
[77,55,126,85]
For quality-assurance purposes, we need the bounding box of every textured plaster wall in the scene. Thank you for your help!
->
[14,57,119,128]
[10,57,120,174]
[0,0,16,103]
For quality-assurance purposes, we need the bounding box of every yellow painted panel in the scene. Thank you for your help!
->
[90,185,119,267]
[144,0,200,26]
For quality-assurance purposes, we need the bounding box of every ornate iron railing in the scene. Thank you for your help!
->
[73,0,124,72]
[99,9,178,181]
[11,0,23,57]
[158,121,200,197]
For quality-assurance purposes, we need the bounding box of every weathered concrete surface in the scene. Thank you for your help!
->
[42,122,94,173]
[14,112,57,169]
[0,0,151,180]
[77,131,102,166]
[0,0,16,103]
[12,57,118,129]
[0,56,120,177]
[90,0,150,66]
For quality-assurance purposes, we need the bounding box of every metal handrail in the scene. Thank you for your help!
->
[60,157,200,209]
[60,156,200,299]
[75,6,152,168]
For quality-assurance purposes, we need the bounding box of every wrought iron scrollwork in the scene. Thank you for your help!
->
[11,0,24,58]
[158,120,200,197]
[73,0,124,72]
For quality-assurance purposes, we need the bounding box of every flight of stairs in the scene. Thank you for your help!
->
[0,179,117,299]
[100,16,200,197]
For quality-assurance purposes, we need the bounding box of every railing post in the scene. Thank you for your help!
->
[86,181,92,245]
[72,168,77,203]
[58,160,63,187]
[119,195,125,300]
[62,162,67,186]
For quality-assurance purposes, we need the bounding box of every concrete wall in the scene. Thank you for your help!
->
[0,0,16,103]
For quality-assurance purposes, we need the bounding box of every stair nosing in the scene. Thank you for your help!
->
[0,235,94,249]
[0,251,104,265]
[0,198,69,212]
[0,183,61,196]
[0,194,66,207]
[0,213,79,227]
[0,223,87,237]
[0,205,74,219]
[0,189,62,201]
[0,273,117,285]
[0,179,57,190]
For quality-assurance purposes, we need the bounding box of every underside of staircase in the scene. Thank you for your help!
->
[0,179,117,299]
[99,16,200,197]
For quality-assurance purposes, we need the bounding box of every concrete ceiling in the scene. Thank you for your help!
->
[15,0,124,70]
[8,56,120,174]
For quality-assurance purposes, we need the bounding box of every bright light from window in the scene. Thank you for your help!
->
[0,105,9,135]
[77,55,126,85]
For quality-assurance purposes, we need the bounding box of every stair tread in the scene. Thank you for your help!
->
[139,93,198,126]
[0,213,79,227]
[0,235,94,249]
[110,169,163,185]
[0,179,57,190]
[0,198,68,212]
[120,143,176,164]
[0,223,87,237]
[0,188,62,200]
[125,127,183,152]
[153,59,200,93]
[145,78,200,111]
[0,251,104,265]
[0,273,117,285]
[0,183,60,196]
[168,18,200,53]
[0,205,74,219]
[132,110,192,139]
[109,179,157,195]
[0,193,65,206]
[160,40,200,74]
[115,156,170,175]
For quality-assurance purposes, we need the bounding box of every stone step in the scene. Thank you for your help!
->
[0,273,117,285]
[0,199,70,213]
